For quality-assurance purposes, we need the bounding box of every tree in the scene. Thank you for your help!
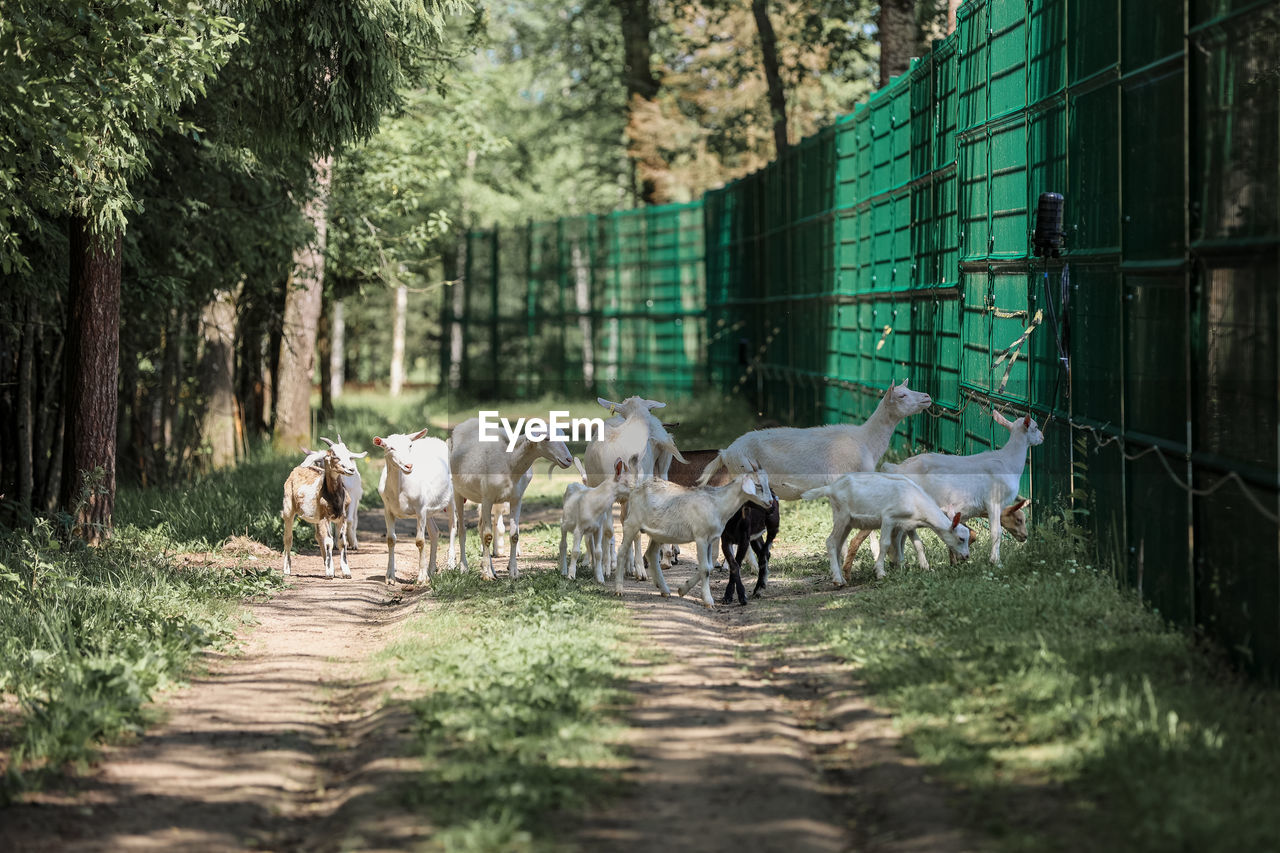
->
[752,0,789,158]
[878,0,917,87]
[0,1,241,540]
[616,0,662,204]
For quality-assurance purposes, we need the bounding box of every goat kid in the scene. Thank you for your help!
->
[798,473,971,585]
[841,499,1028,574]
[559,455,639,583]
[282,437,360,578]
[720,497,780,605]
[617,466,774,608]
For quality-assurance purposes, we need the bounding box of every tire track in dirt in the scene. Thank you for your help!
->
[0,511,439,853]
[580,553,979,853]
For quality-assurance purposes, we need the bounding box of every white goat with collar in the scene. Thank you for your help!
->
[373,428,454,585]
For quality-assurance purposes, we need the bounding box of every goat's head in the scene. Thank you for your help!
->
[882,378,932,418]
[597,395,666,418]
[993,410,1045,447]
[949,511,973,558]
[1002,498,1030,542]
[739,462,774,509]
[319,436,364,477]
[537,437,574,469]
[611,453,641,495]
[372,428,428,475]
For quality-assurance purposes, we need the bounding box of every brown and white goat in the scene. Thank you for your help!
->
[282,437,360,579]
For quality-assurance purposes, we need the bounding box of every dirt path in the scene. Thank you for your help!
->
[580,554,978,853]
[1,512,436,853]
[3,503,978,852]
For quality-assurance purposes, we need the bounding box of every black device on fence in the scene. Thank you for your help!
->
[1033,192,1065,258]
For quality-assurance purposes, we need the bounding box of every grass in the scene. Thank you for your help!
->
[753,500,1280,852]
[380,569,643,852]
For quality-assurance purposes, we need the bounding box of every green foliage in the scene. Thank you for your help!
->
[0,520,278,800]
[384,569,640,849]
[756,506,1280,852]
[0,0,243,270]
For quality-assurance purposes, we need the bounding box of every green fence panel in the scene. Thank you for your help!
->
[957,0,989,132]
[1069,0,1118,84]
[1123,0,1184,70]
[959,131,989,261]
[989,116,1030,260]
[1067,83,1120,255]
[988,0,1028,119]
[1121,67,1185,262]
[1029,0,1066,103]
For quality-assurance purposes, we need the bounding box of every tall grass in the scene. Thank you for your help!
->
[756,502,1280,851]
[382,570,642,851]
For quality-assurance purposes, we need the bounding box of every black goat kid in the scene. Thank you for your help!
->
[721,497,780,605]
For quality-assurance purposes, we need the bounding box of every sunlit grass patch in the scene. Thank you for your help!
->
[382,569,641,851]
[751,513,1280,851]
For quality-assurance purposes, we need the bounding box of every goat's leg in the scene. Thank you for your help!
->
[874,519,895,579]
[593,525,608,584]
[446,503,458,569]
[493,508,504,559]
[569,529,584,580]
[421,514,439,584]
[827,513,856,587]
[384,509,399,584]
[282,512,294,576]
[478,500,496,580]
[988,501,1003,565]
[721,530,747,605]
[558,522,571,577]
[336,518,351,578]
[615,525,639,595]
[909,530,930,570]
[453,495,469,572]
[506,496,523,580]
[646,540,673,597]
[841,528,874,574]
[347,505,359,551]
[320,521,335,579]
[748,540,769,597]
[677,538,714,608]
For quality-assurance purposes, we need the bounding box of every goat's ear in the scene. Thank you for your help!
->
[373,436,384,447]
[1011,498,1029,512]
[301,446,314,455]
[644,399,665,410]
[742,476,757,496]
[992,409,1012,428]
[411,427,430,441]
[951,511,962,530]
[351,451,368,459]
[597,397,619,412]
[614,458,624,478]
[1022,415,1032,429]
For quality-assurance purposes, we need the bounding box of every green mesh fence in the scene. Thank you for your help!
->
[449,0,1280,679]
[450,202,706,401]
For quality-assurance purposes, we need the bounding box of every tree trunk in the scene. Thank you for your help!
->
[617,0,660,205]
[572,241,595,390]
[34,325,65,510]
[752,0,789,159]
[318,301,334,423]
[16,296,35,509]
[389,284,407,396]
[60,218,122,544]
[947,0,960,35]
[878,0,918,89]
[198,288,238,470]
[330,300,345,400]
[159,308,184,481]
[274,156,333,453]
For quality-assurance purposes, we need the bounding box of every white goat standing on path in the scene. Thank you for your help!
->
[449,416,573,579]
[698,379,933,499]
[880,409,1044,565]
[616,466,774,608]
[282,437,361,579]
[373,428,454,585]
[799,472,972,584]
[560,455,638,582]
[582,396,687,578]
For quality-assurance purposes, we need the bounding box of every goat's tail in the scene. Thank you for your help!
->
[800,484,832,501]
[696,452,726,486]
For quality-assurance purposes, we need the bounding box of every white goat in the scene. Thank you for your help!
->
[373,428,454,585]
[583,396,687,577]
[616,466,774,608]
[301,440,366,550]
[449,416,573,579]
[842,499,1029,573]
[559,455,639,582]
[877,409,1043,564]
[282,437,360,579]
[698,379,933,499]
[798,473,972,584]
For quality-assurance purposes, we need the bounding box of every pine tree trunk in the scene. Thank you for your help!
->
[390,284,407,396]
[60,218,122,544]
[752,0,789,158]
[34,326,65,510]
[572,241,594,390]
[878,0,918,89]
[330,300,345,400]
[617,0,660,205]
[947,0,960,34]
[198,289,238,470]
[274,156,333,452]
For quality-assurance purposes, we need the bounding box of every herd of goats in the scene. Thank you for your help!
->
[281,380,1042,608]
